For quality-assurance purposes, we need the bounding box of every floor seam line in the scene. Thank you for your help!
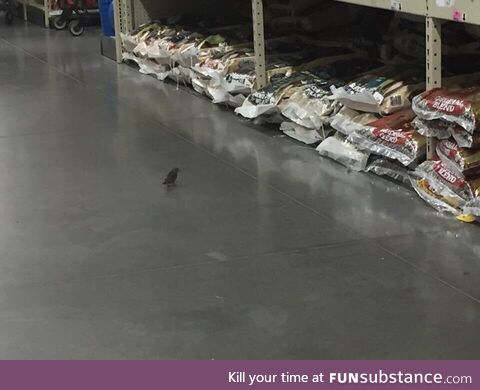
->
[0,35,85,85]
[0,128,81,139]
[377,243,480,306]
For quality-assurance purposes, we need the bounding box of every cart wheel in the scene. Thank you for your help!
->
[52,15,67,30]
[68,19,84,36]
[5,10,14,25]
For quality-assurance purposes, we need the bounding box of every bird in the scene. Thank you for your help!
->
[163,168,180,187]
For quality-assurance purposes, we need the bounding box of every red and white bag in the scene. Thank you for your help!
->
[412,86,480,133]
[436,139,480,178]
[349,109,426,166]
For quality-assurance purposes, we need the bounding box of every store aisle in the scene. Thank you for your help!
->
[0,23,479,359]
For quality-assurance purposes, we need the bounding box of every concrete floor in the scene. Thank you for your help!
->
[0,22,480,359]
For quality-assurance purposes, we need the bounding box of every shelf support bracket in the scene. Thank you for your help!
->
[425,16,442,160]
[252,0,267,89]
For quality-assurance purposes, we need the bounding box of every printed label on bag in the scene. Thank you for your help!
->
[390,95,403,107]
[433,161,465,188]
[429,96,466,114]
[372,128,410,145]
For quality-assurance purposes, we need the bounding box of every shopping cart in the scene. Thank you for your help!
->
[0,0,16,25]
[52,0,99,36]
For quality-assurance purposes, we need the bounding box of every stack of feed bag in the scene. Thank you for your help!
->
[316,65,426,184]
[194,37,353,108]
[411,87,480,217]
[121,21,252,84]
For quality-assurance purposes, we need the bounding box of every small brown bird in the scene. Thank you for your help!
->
[163,168,180,187]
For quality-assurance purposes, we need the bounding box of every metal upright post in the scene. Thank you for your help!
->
[43,0,49,27]
[114,0,123,63]
[252,0,267,89]
[22,0,27,21]
[425,16,442,160]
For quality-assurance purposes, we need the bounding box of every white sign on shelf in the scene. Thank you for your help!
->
[436,0,455,7]
[391,0,402,11]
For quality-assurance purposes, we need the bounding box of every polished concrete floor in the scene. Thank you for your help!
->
[0,22,480,359]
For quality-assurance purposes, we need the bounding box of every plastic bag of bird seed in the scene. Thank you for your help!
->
[366,158,413,187]
[122,51,141,65]
[280,77,341,130]
[193,46,240,81]
[235,72,312,119]
[280,58,377,130]
[412,86,480,133]
[220,56,257,93]
[280,121,332,145]
[168,66,196,84]
[349,109,426,166]
[121,32,139,53]
[171,32,224,67]
[160,32,221,63]
[316,133,370,171]
[137,59,171,81]
[330,107,380,136]
[413,117,452,140]
[451,127,480,149]
[414,160,480,206]
[211,61,298,107]
[136,27,181,61]
[208,85,246,107]
[330,67,424,115]
[411,177,463,215]
[414,117,480,149]
[436,139,480,178]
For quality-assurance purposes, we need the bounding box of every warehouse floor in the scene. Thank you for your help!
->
[1,22,480,359]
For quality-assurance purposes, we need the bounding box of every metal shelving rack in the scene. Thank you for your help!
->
[113,0,269,76]
[114,0,166,62]
[332,0,480,158]
[114,0,480,154]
